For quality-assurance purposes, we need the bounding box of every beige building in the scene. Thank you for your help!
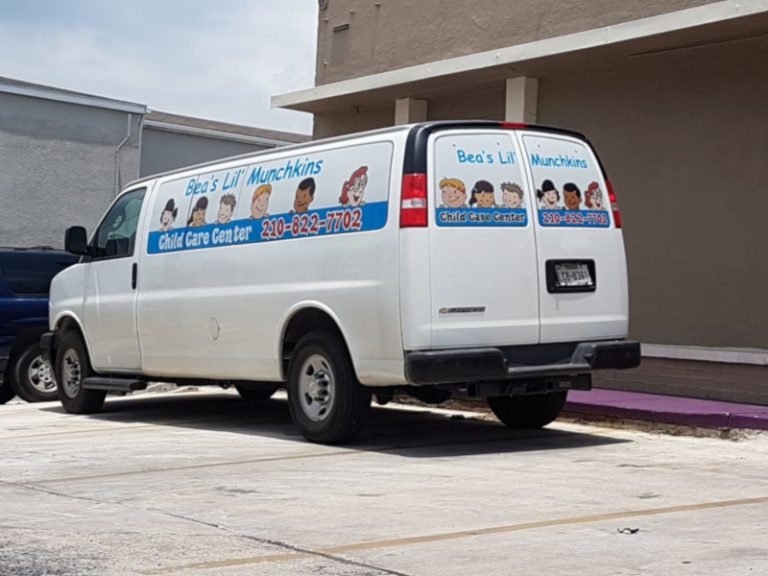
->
[274,0,768,402]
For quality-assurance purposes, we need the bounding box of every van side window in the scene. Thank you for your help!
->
[92,189,146,260]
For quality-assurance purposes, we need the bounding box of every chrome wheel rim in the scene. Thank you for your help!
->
[298,354,335,422]
[61,349,82,398]
[28,355,56,394]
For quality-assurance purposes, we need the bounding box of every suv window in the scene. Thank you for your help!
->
[92,189,146,260]
[0,252,79,295]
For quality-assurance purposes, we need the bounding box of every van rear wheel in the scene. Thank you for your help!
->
[287,330,371,444]
[55,331,106,414]
[487,391,568,429]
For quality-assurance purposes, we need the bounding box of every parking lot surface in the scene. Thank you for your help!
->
[1,390,766,576]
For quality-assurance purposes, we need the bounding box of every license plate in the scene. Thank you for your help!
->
[554,263,594,288]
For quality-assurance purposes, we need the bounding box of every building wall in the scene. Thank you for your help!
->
[315,0,719,84]
[140,128,271,177]
[0,93,140,248]
[538,43,768,349]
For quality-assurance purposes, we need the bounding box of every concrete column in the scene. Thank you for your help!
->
[505,77,539,123]
[394,97,428,125]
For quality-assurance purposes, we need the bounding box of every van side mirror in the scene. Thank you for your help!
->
[65,226,89,255]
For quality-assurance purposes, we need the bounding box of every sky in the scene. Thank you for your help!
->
[0,0,317,134]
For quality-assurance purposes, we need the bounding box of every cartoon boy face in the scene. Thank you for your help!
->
[441,184,466,208]
[564,189,581,210]
[293,186,313,213]
[251,193,270,218]
[217,202,233,224]
[502,190,523,209]
[348,174,368,207]
[591,192,603,209]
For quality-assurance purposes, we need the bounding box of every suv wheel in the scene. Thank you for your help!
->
[487,391,568,429]
[287,330,371,444]
[10,343,58,403]
[55,331,106,414]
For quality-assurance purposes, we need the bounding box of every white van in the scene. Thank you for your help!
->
[42,121,639,444]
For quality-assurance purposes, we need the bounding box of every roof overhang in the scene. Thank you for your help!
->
[0,79,146,115]
[273,0,768,114]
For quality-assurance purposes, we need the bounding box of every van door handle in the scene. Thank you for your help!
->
[131,262,137,290]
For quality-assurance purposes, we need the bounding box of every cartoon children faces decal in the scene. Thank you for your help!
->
[339,166,368,207]
[563,182,582,210]
[469,180,495,208]
[439,178,467,208]
[159,199,178,231]
[500,182,524,209]
[536,179,560,209]
[292,177,316,213]
[187,196,208,227]
[585,181,604,210]
[250,184,271,219]
[216,193,237,224]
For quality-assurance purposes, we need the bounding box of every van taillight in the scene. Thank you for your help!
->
[400,173,428,228]
[607,179,622,228]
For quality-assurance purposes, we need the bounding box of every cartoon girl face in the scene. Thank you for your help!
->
[586,187,604,209]
[160,210,175,231]
[251,192,270,218]
[542,189,559,208]
[191,207,206,227]
[347,173,368,206]
[502,190,523,209]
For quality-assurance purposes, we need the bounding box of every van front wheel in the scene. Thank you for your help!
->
[287,331,371,444]
[55,331,106,414]
[487,391,568,429]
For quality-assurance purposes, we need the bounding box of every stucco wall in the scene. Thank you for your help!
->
[538,45,768,349]
[316,0,719,84]
[0,93,140,248]
[140,128,271,177]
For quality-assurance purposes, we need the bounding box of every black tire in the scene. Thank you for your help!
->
[487,391,568,429]
[55,331,106,414]
[9,343,58,403]
[287,330,371,444]
[235,383,279,401]
[0,382,15,404]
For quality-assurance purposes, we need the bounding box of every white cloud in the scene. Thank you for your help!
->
[0,1,316,133]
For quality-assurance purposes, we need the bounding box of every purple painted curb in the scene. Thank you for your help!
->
[564,390,768,431]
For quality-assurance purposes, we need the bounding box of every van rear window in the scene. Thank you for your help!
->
[432,132,529,227]
[522,135,611,228]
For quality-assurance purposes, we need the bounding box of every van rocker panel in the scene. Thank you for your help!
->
[405,340,640,385]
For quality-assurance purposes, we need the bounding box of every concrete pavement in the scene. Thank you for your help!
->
[1,389,766,576]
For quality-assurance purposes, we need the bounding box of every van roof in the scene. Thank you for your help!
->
[124,121,588,190]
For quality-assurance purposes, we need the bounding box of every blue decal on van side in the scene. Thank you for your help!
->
[436,207,528,227]
[538,209,610,228]
[147,201,388,254]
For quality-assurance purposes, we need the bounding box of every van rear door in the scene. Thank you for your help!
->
[427,129,540,348]
[518,131,628,343]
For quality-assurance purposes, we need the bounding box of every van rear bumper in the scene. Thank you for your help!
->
[405,340,640,385]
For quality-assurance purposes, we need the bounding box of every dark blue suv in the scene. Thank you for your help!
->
[0,247,79,403]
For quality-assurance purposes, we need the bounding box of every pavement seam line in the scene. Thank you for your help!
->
[140,508,414,576]
[144,495,768,574]
[0,478,412,576]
